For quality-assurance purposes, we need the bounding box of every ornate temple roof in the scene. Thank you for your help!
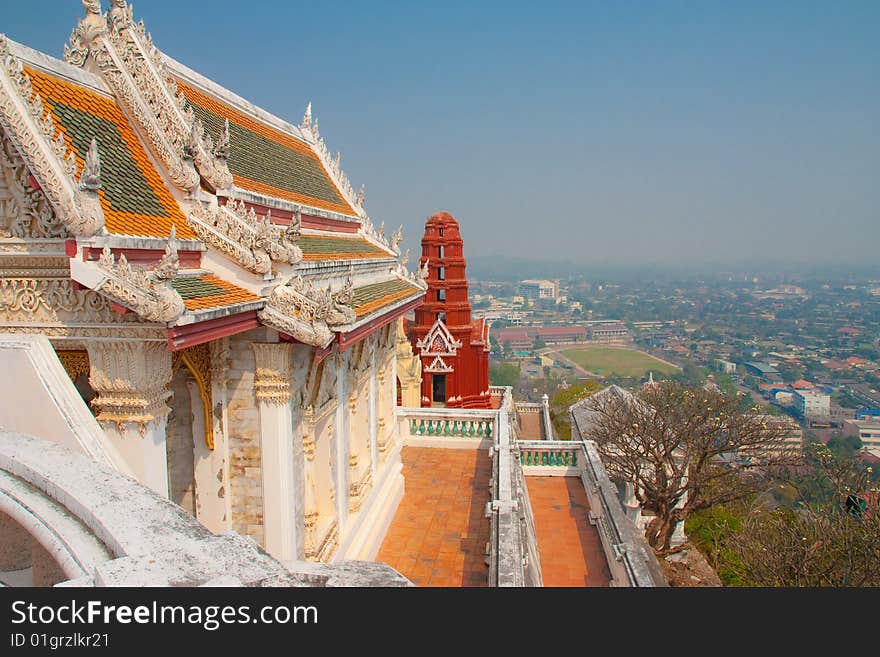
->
[172,77,357,217]
[23,65,193,239]
[0,2,425,350]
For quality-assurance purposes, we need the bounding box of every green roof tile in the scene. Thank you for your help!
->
[299,235,387,257]
[48,100,170,218]
[171,277,227,299]
[186,100,344,206]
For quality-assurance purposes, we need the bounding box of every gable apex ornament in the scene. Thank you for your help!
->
[0,39,105,236]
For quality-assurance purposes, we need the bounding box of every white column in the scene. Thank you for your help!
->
[334,349,350,534]
[370,347,379,478]
[87,341,172,497]
[253,342,297,561]
[208,338,233,532]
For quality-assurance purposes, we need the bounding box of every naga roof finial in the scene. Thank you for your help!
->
[82,0,102,15]
[153,225,180,282]
[78,137,102,193]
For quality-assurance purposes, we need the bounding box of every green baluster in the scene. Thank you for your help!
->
[572,452,577,466]
[411,419,417,435]
[487,422,493,438]
[417,419,424,435]
[541,452,548,465]
[520,452,525,465]
[443,419,450,436]
[477,421,484,437]
[426,419,434,436]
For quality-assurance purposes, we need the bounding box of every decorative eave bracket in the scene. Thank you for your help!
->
[188,200,302,276]
[258,275,356,348]
[68,226,186,324]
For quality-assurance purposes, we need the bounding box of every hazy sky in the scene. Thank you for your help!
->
[4,1,878,268]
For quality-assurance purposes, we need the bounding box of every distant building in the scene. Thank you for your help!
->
[519,279,559,300]
[495,326,587,350]
[748,415,803,458]
[774,390,794,405]
[715,359,737,374]
[743,362,781,380]
[851,415,880,458]
[793,389,831,420]
[587,323,629,344]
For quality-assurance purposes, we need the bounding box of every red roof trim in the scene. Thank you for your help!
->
[337,296,423,352]
[84,246,201,268]
[219,198,360,234]
[167,310,259,351]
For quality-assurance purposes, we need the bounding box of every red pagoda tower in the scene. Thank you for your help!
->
[409,212,490,408]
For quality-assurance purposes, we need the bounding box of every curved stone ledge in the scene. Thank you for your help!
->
[0,431,410,587]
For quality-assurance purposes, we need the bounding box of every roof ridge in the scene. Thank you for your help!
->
[4,36,110,97]
[162,51,311,147]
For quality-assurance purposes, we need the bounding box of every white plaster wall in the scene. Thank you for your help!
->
[0,335,131,475]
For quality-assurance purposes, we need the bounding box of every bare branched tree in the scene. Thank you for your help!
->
[583,382,798,554]
[726,445,880,586]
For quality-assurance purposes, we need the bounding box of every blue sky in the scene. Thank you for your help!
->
[4,1,878,268]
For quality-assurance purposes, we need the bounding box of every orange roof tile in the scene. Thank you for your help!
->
[25,67,194,239]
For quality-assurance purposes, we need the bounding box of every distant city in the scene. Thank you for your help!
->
[471,265,880,462]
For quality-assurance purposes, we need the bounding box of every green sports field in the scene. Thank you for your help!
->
[559,347,678,378]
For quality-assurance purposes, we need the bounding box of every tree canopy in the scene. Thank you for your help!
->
[489,362,520,387]
[586,381,797,553]
[726,445,880,586]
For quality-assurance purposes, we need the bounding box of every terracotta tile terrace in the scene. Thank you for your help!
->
[377,447,491,587]
[526,476,611,587]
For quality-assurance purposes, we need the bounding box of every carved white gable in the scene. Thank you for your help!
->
[416,318,462,357]
[424,355,453,373]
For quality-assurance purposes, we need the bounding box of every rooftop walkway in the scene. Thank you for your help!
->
[377,447,491,586]
[526,476,611,586]
[517,411,545,440]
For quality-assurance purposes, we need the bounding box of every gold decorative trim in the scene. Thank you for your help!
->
[56,349,89,382]
[171,342,214,450]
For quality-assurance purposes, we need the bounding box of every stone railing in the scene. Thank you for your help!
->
[518,441,580,471]
[515,403,542,414]
[487,387,542,587]
[396,406,496,449]
[579,440,666,587]
[522,433,666,587]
